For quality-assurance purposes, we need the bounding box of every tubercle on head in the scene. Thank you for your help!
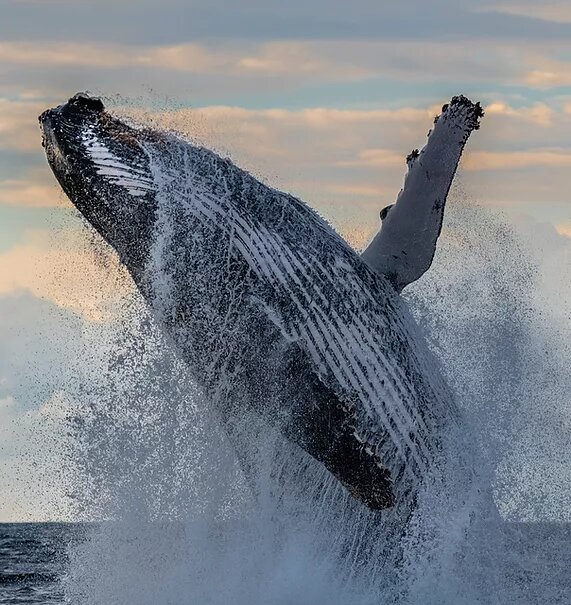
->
[67,92,105,113]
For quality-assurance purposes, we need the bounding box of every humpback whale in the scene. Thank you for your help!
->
[40,94,482,512]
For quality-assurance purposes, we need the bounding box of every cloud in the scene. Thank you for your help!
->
[0,293,83,521]
[0,41,129,69]
[463,149,571,171]
[150,42,371,80]
[140,100,571,173]
[479,3,571,24]
[1,96,569,242]
[0,41,370,80]
[485,102,555,126]
[336,148,415,169]
[0,98,46,152]
[521,57,571,88]
[2,0,571,525]
[0,38,570,104]
[0,229,132,321]
[0,293,83,410]
[133,104,435,169]
[323,183,394,198]
[0,169,68,207]
[555,223,571,238]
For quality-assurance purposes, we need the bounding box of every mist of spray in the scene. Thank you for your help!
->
[60,197,571,604]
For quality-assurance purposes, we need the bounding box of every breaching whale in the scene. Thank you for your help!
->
[40,94,482,512]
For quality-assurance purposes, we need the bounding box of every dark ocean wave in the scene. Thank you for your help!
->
[0,523,88,605]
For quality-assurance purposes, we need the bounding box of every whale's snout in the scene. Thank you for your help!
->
[67,93,105,114]
[39,92,158,271]
[39,93,104,135]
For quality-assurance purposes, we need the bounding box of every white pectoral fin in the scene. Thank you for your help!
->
[362,95,483,292]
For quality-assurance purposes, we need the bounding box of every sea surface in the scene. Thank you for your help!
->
[0,523,87,605]
[1,521,569,604]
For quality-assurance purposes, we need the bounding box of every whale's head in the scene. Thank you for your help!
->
[39,93,159,274]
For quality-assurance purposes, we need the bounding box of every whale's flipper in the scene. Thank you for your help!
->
[362,96,483,292]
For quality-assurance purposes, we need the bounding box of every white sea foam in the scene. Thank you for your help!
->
[60,199,571,604]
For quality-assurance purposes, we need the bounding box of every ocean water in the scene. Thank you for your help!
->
[1,522,569,604]
[0,523,86,605]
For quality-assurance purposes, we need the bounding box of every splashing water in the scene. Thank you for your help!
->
[59,194,571,604]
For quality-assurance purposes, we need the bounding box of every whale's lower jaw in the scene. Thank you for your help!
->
[41,94,459,513]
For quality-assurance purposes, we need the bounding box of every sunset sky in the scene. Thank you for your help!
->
[1,0,571,520]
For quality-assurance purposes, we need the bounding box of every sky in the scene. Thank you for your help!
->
[1,0,571,521]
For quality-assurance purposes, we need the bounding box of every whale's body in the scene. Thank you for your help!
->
[40,95,480,512]
[144,137,458,511]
